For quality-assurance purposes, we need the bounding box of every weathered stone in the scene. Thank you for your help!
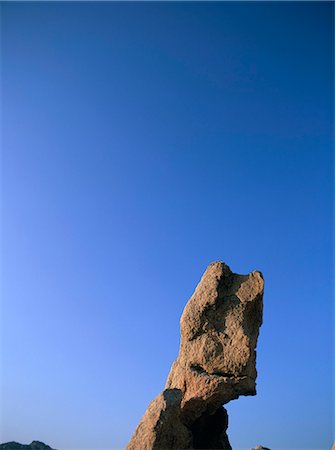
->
[126,389,192,450]
[251,446,271,450]
[127,261,264,450]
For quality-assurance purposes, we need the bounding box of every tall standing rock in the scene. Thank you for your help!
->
[127,262,264,450]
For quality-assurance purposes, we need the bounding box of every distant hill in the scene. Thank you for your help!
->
[0,442,55,450]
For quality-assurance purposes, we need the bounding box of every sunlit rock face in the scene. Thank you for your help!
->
[127,261,264,450]
[166,261,264,425]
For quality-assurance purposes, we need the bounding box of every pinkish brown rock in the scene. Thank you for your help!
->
[127,261,264,450]
[251,446,271,450]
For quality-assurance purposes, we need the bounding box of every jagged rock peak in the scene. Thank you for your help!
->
[127,261,264,450]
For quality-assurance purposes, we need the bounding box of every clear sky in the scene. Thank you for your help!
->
[1,2,333,450]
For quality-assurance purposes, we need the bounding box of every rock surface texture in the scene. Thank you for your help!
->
[127,261,264,450]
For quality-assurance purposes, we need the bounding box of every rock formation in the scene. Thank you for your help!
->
[251,446,271,450]
[127,261,264,449]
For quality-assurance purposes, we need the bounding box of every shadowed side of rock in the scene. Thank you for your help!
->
[190,406,232,450]
[127,261,264,450]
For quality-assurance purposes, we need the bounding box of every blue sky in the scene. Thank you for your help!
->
[1,2,333,449]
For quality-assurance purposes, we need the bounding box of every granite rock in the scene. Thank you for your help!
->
[127,261,264,449]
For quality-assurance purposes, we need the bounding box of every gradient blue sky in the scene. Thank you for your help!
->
[1,2,333,450]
